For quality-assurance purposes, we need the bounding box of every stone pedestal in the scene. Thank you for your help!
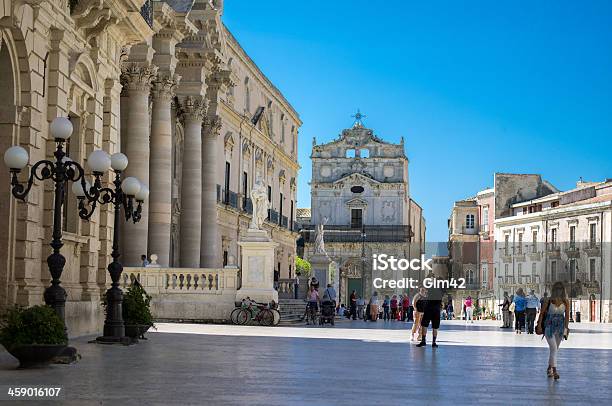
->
[236,229,278,304]
[309,253,332,288]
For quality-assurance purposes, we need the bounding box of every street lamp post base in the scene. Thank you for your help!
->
[92,336,133,346]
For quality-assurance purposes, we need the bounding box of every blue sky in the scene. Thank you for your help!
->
[223,0,612,241]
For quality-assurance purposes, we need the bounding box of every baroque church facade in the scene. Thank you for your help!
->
[301,116,425,300]
[0,0,300,336]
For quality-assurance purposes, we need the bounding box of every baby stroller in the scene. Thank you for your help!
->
[319,301,335,326]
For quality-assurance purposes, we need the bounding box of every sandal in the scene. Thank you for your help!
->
[547,367,553,378]
[552,367,559,380]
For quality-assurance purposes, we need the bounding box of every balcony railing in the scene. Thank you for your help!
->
[461,226,479,235]
[242,197,253,214]
[268,209,279,224]
[217,187,239,210]
[140,0,153,28]
[301,225,414,243]
[281,215,288,228]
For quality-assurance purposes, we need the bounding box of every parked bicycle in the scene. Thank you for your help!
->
[230,298,280,326]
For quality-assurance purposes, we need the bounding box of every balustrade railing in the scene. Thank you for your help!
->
[122,267,230,294]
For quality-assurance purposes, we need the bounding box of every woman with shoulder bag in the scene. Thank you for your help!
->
[536,282,570,380]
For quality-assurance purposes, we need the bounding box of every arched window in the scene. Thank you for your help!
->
[244,77,250,113]
[346,149,356,158]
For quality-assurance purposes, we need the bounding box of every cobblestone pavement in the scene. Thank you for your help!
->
[1,320,611,405]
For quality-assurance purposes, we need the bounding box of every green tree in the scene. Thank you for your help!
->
[295,257,312,278]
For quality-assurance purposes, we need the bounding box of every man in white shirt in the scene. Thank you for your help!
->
[322,283,337,305]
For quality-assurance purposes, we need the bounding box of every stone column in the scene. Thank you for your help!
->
[200,70,231,268]
[148,75,178,267]
[179,96,206,267]
[120,63,157,266]
[200,116,221,268]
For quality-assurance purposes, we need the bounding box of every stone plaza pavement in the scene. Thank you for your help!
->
[1,319,611,405]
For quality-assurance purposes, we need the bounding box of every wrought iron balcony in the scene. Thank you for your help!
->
[268,209,279,224]
[242,197,253,214]
[217,187,239,209]
[281,215,288,229]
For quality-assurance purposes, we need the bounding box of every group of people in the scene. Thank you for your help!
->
[347,290,414,322]
[499,289,546,334]
[304,277,337,324]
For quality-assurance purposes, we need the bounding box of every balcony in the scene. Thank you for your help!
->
[217,186,239,210]
[280,215,289,229]
[584,243,601,257]
[268,209,279,224]
[546,243,561,259]
[564,243,580,259]
[301,225,414,243]
[461,226,479,235]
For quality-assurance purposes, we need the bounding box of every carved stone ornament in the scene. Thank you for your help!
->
[152,74,180,101]
[120,63,158,94]
[181,95,206,121]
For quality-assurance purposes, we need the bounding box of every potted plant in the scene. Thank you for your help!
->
[0,305,67,368]
[122,283,154,340]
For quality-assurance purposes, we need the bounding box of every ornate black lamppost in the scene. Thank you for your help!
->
[73,152,147,343]
[3,117,146,343]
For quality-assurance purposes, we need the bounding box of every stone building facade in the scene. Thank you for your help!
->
[301,118,426,301]
[494,179,612,323]
[0,0,300,337]
[447,174,559,315]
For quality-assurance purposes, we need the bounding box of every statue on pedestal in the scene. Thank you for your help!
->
[314,217,328,255]
[249,174,269,230]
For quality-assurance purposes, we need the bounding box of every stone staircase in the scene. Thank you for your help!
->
[278,299,306,325]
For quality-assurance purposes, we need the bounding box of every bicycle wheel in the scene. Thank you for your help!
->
[271,309,281,326]
[236,308,250,325]
[230,308,241,325]
[260,309,274,326]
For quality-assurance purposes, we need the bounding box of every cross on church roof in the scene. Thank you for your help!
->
[351,109,366,127]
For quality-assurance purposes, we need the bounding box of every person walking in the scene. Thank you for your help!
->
[513,288,527,334]
[369,291,379,321]
[416,286,442,348]
[536,282,570,380]
[390,295,399,321]
[446,301,454,320]
[306,285,320,325]
[401,295,410,322]
[350,290,358,320]
[498,292,511,328]
[411,288,426,341]
[525,289,540,334]
[294,273,300,299]
[464,296,474,323]
[382,295,391,321]
[357,296,365,319]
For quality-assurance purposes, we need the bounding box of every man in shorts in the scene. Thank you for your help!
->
[416,286,442,348]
